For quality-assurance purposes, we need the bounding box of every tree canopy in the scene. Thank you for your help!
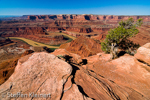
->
[101,18,143,53]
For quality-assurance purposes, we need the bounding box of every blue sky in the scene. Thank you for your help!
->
[0,0,150,15]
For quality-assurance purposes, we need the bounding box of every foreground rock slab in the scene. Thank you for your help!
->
[75,54,150,100]
[1,48,150,100]
[0,52,74,100]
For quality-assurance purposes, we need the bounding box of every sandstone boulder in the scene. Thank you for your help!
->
[0,52,92,100]
[0,52,72,100]
[135,43,150,65]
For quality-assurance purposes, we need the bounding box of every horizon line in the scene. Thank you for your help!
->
[0,14,150,16]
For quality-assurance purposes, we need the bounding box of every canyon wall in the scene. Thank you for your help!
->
[27,14,150,22]
[0,27,67,45]
[1,14,150,46]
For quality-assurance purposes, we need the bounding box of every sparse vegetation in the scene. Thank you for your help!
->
[101,18,143,58]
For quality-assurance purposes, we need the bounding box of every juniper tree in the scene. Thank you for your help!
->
[101,18,143,59]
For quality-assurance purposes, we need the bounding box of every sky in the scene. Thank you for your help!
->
[0,0,150,15]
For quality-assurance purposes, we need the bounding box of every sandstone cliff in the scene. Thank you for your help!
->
[27,15,150,22]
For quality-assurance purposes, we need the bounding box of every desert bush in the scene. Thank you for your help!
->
[101,18,143,54]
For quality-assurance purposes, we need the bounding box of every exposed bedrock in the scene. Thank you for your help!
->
[0,52,92,100]
[0,45,150,100]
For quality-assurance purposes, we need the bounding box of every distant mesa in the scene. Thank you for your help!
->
[26,14,150,22]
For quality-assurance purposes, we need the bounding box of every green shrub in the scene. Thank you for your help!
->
[101,18,143,53]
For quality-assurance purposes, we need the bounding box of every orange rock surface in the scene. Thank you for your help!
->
[0,52,92,100]
[0,49,150,99]
[60,36,102,57]
[74,54,150,100]
[135,43,150,65]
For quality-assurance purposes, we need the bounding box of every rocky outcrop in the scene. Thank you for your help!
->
[75,53,150,100]
[0,52,92,100]
[135,43,150,65]
[60,36,102,57]
[0,46,150,100]
[51,48,150,100]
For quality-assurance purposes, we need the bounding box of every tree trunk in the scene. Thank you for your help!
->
[110,43,118,60]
